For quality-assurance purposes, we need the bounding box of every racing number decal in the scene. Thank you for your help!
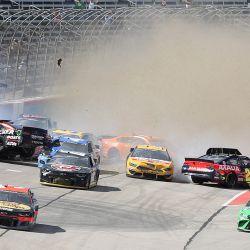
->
[245,169,250,182]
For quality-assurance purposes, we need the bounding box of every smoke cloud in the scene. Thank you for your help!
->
[50,19,250,176]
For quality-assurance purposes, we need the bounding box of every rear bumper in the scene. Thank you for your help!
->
[0,215,35,230]
[182,170,214,181]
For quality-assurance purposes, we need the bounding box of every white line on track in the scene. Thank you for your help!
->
[222,190,248,207]
[5,169,22,173]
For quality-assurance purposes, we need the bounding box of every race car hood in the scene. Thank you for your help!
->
[0,201,31,211]
[58,150,88,157]
[129,157,172,169]
[44,163,91,174]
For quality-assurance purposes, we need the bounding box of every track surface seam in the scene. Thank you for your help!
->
[0,229,9,238]
[40,189,75,209]
[183,206,226,249]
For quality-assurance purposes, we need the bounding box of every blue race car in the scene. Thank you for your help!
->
[38,137,100,168]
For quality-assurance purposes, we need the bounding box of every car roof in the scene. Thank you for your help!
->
[136,145,167,151]
[53,129,84,136]
[58,137,89,145]
[199,154,243,163]
[0,185,29,194]
[54,151,89,158]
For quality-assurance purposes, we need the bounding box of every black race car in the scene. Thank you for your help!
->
[40,153,100,189]
[0,120,49,158]
[15,114,57,132]
[182,148,250,188]
[0,185,39,230]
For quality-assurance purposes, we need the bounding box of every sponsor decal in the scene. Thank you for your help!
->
[32,141,43,145]
[219,165,240,172]
[0,201,30,211]
[131,157,171,164]
[238,177,244,182]
[0,130,14,135]
[51,164,81,172]
[6,135,21,140]
[31,135,44,140]
[6,141,17,146]
[16,130,22,136]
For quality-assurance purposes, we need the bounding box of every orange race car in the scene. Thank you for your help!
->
[101,134,167,161]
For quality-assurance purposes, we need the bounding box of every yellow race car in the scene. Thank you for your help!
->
[52,129,85,139]
[126,145,174,181]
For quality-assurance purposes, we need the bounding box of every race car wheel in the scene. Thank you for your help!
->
[20,147,36,158]
[107,148,121,162]
[95,171,100,182]
[85,175,91,189]
[225,172,237,188]
[0,138,5,152]
[96,156,101,165]
[191,176,204,185]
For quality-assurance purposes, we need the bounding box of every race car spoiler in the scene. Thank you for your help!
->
[185,158,214,164]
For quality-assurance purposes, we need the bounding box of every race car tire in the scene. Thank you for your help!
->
[95,156,101,165]
[163,177,172,182]
[95,171,99,185]
[20,147,36,158]
[107,148,121,162]
[224,172,237,188]
[0,138,5,152]
[85,175,91,189]
[191,176,204,185]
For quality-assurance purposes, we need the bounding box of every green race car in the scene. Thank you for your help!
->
[238,200,250,232]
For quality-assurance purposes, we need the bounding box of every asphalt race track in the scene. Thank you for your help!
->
[0,161,249,250]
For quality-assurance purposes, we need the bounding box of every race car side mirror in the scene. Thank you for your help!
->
[130,148,134,153]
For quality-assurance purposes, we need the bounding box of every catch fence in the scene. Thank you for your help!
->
[0,6,250,101]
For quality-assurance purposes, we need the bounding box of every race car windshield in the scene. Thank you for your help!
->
[14,118,48,130]
[50,156,90,167]
[60,142,88,153]
[131,148,171,161]
[199,156,225,163]
[52,132,81,139]
[0,191,31,206]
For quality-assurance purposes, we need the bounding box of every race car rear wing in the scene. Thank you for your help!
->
[206,148,241,156]
[185,158,214,164]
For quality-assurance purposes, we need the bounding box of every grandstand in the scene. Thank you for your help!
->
[0,0,248,9]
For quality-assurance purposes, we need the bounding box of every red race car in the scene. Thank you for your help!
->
[0,185,39,230]
[101,134,167,161]
[182,148,250,188]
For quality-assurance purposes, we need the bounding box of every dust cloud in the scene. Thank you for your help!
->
[51,19,250,174]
